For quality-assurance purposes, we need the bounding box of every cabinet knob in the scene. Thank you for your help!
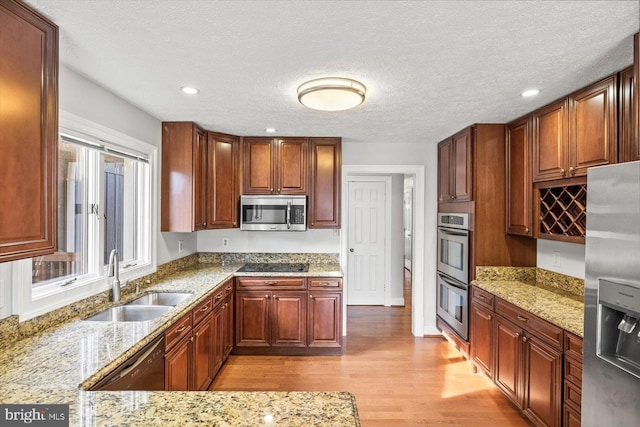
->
[449,195,454,200]
[522,336,528,342]
[525,228,530,233]
[561,168,566,176]
[278,188,281,192]
[203,222,207,227]
[515,333,520,338]
[309,294,314,299]
[265,294,269,299]
[487,314,492,320]
[569,166,575,175]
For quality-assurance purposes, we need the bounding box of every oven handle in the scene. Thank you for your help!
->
[439,274,467,291]
[438,228,468,237]
[286,201,291,230]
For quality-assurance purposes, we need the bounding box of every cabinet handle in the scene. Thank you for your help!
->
[265,281,278,285]
[478,295,486,300]
[215,293,223,300]
[318,282,330,287]
[561,168,566,176]
[200,305,209,312]
[225,286,232,291]
[569,166,575,175]
[522,336,528,342]
[517,315,528,323]
[175,325,187,334]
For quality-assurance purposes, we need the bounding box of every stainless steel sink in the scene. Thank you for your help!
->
[128,292,193,306]
[84,305,172,322]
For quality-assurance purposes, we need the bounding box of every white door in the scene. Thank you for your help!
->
[403,189,413,271]
[347,180,386,305]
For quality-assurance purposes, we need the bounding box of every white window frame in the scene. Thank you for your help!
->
[13,111,158,321]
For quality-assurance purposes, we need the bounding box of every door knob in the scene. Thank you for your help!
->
[349,248,354,252]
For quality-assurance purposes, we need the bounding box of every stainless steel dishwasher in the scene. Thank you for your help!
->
[90,335,165,391]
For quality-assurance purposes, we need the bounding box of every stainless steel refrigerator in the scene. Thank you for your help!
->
[584,161,640,426]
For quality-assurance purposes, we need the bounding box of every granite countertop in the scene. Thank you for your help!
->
[0,262,356,426]
[472,278,584,338]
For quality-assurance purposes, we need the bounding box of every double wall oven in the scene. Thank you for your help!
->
[436,213,470,340]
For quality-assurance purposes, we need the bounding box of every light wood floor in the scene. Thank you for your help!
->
[211,269,530,426]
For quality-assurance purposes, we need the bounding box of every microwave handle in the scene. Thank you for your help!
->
[286,201,291,230]
[439,274,467,291]
[439,228,468,237]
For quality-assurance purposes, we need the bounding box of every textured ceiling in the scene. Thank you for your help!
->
[26,1,640,144]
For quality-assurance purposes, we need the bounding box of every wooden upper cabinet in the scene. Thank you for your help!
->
[276,138,308,194]
[634,33,640,161]
[568,75,617,176]
[242,137,307,195]
[437,138,453,203]
[0,0,58,262]
[532,99,568,182]
[207,132,239,228]
[161,122,207,232]
[242,137,275,194]
[309,137,341,229]
[620,65,639,163]
[437,127,472,204]
[506,116,533,236]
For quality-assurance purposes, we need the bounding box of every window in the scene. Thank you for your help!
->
[30,131,152,299]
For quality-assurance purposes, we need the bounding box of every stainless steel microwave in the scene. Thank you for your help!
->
[240,195,307,231]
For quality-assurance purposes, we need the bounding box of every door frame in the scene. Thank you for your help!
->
[346,176,392,307]
[342,165,426,337]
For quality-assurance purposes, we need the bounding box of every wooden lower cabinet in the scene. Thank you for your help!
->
[193,312,215,390]
[470,301,494,378]
[235,277,343,354]
[165,334,191,391]
[523,334,563,427]
[494,315,523,406]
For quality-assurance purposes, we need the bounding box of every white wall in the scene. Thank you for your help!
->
[389,174,405,305]
[198,229,340,253]
[537,239,586,279]
[342,141,438,336]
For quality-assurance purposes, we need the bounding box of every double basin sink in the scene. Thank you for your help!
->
[84,292,193,322]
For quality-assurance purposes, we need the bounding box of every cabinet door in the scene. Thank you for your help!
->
[470,302,494,378]
[494,316,523,408]
[437,137,453,203]
[309,138,341,228]
[272,291,307,347]
[193,127,208,230]
[242,137,274,194]
[533,99,568,182]
[619,66,638,163]
[568,75,617,176]
[563,403,581,427]
[192,313,214,390]
[308,292,342,348]
[276,138,308,194]
[506,117,533,236]
[452,127,472,202]
[223,293,235,359]
[207,132,239,228]
[211,304,225,376]
[522,334,562,427]
[165,336,191,391]
[0,0,58,262]
[235,291,270,347]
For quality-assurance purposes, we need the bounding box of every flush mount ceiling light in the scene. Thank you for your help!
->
[297,77,366,111]
[521,89,540,97]
[180,86,200,95]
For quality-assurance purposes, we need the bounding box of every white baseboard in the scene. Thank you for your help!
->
[389,297,405,306]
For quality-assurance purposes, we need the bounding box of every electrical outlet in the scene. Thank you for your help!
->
[178,240,184,254]
[222,237,230,247]
[552,251,562,268]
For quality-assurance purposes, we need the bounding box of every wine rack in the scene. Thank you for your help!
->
[538,180,587,243]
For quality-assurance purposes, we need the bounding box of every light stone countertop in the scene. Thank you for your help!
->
[0,262,357,426]
[471,279,584,337]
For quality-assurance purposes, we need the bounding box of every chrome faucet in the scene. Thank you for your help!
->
[107,249,121,302]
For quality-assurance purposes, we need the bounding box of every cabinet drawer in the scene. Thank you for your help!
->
[309,278,342,290]
[471,286,494,309]
[236,277,306,290]
[166,313,193,350]
[193,295,213,325]
[564,332,583,362]
[564,379,582,408]
[495,298,564,350]
[564,354,583,386]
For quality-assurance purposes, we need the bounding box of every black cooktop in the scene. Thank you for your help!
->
[237,263,309,273]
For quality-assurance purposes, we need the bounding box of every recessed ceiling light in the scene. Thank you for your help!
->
[265,128,277,133]
[180,86,199,95]
[521,89,540,97]
[297,77,366,111]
